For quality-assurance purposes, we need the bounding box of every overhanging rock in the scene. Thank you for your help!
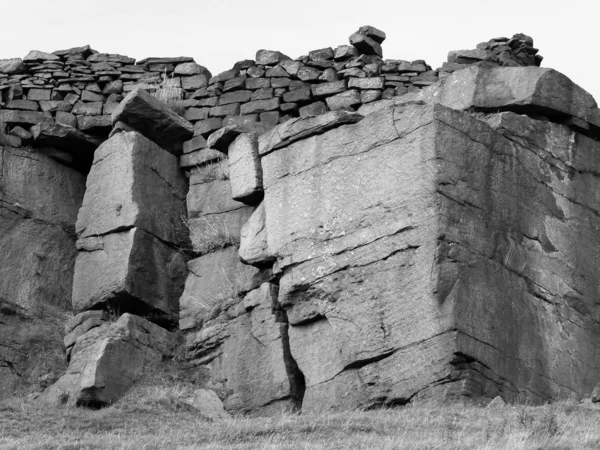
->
[111,87,194,155]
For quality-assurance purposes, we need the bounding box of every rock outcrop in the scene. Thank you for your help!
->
[2,29,599,416]
[0,144,86,397]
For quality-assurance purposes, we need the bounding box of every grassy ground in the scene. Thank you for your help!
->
[1,394,599,450]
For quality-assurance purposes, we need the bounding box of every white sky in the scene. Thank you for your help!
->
[1,0,598,101]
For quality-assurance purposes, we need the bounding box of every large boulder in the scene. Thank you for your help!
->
[259,101,600,411]
[76,131,188,246]
[41,313,175,406]
[72,228,187,326]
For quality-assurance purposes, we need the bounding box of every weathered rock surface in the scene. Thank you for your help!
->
[259,100,600,411]
[72,227,187,326]
[179,247,260,330]
[420,65,600,131]
[239,202,271,266]
[0,145,86,396]
[76,131,187,245]
[111,87,194,155]
[41,313,175,406]
[186,283,303,415]
[229,133,263,203]
[30,122,103,170]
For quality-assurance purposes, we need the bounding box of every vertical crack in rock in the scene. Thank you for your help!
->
[274,297,306,411]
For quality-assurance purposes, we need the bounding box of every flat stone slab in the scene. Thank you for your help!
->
[111,87,193,155]
[258,110,363,156]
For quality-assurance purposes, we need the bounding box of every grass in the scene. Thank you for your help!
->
[1,396,599,449]
[184,215,240,257]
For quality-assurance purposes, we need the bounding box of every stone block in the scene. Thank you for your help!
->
[184,107,210,121]
[240,98,280,115]
[72,101,103,116]
[283,88,311,103]
[72,228,186,322]
[219,90,252,105]
[111,87,194,155]
[251,88,274,101]
[256,50,290,66]
[42,313,175,406]
[358,25,386,43]
[6,99,39,111]
[210,103,240,117]
[325,89,361,110]
[309,48,334,61]
[260,111,280,127]
[76,131,187,244]
[348,77,384,90]
[246,78,271,90]
[183,135,207,154]
[77,115,112,132]
[0,109,52,124]
[271,78,291,89]
[229,133,263,203]
[181,74,210,90]
[297,66,322,81]
[311,80,347,97]
[299,101,329,117]
[194,117,223,137]
[55,111,77,128]
[81,90,104,102]
[0,58,25,75]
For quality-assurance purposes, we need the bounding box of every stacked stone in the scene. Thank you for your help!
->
[180,25,438,164]
[440,33,542,76]
[0,45,210,155]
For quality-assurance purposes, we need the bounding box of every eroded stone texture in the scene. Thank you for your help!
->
[179,247,260,331]
[260,101,600,411]
[0,146,86,396]
[76,131,187,245]
[186,283,302,415]
[72,228,187,325]
[41,313,175,406]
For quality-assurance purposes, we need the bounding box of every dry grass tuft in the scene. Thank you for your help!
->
[184,215,240,257]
